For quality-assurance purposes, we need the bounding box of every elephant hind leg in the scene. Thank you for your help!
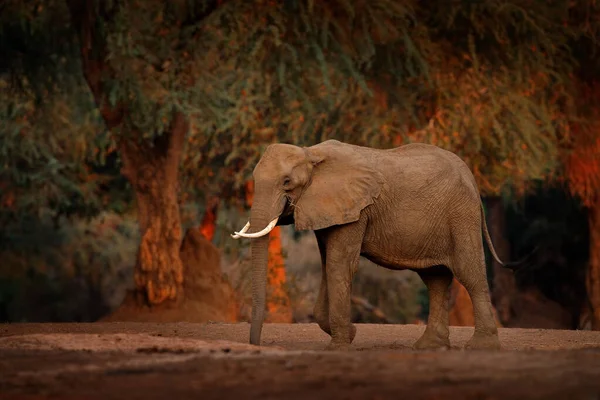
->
[313,232,331,336]
[450,238,501,350]
[414,265,453,350]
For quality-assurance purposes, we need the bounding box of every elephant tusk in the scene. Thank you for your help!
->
[230,221,251,239]
[232,217,278,239]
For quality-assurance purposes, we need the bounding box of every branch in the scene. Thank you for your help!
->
[117,136,140,183]
[65,0,123,129]
[351,295,398,324]
[165,111,189,181]
[174,0,226,51]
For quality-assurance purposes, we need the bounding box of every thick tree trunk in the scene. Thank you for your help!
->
[449,279,502,327]
[485,196,516,325]
[199,196,220,242]
[448,279,475,326]
[265,226,293,323]
[67,0,227,310]
[587,202,600,330]
[67,1,186,306]
[118,114,188,306]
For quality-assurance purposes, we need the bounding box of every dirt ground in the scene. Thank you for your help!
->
[1,323,600,400]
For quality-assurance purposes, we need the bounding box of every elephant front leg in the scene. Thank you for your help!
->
[313,233,331,336]
[314,277,331,335]
[322,224,364,351]
[325,265,357,350]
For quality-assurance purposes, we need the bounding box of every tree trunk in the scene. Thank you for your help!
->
[448,279,475,326]
[485,196,516,325]
[67,1,187,306]
[449,279,502,327]
[67,0,229,309]
[245,181,293,323]
[265,226,293,322]
[199,195,220,242]
[587,201,600,330]
[118,114,188,306]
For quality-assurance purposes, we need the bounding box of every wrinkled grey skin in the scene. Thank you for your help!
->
[244,139,506,351]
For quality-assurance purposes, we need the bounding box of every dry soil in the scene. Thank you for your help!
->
[1,322,600,399]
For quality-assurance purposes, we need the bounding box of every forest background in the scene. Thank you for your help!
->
[1,0,600,331]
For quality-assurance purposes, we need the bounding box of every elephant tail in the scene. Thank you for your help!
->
[479,202,537,271]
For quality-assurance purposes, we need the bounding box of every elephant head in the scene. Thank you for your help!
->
[231,140,385,345]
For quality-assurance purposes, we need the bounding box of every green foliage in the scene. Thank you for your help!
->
[180,0,600,200]
[3,0,600,221]
[415,1,593,195]
[0,1,131,227]
[0,70,136,227]
[0,76,125,225]
[0,0,80,95]
[187,0,428,188]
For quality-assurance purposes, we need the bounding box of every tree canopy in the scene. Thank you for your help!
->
[0,1,128,233]
[181,0,600,200]
[4,0,599,208]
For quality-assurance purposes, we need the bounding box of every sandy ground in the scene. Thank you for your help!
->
[1,322,600,399]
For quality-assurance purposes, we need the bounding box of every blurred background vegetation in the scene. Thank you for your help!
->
[1,0,599,330]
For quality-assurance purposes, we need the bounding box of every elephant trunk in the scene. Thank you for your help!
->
[249,206,273,346]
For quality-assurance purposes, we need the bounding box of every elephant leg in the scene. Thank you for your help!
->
[414,266,453,350]
[313,232,331,336]
[323,221,365,351]
[451,239,501,350]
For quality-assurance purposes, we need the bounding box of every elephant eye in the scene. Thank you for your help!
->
[283,177,291,187]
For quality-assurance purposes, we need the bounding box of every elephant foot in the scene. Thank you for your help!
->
[316,320,332,337]
[464,332,501,350]
[348,324,357,342]
[325,324,356,351]
[324,341,351,351]
[414,330,450,350]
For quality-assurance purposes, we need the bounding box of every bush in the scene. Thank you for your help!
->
[0,212,138,322]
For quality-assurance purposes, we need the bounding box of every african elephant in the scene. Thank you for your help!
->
[231,139,511,351]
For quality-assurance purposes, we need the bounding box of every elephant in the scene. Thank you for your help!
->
[231,139,514,351]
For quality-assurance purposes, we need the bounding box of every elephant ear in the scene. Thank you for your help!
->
[294,140,385,231]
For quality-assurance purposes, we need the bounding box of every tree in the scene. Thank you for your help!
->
[405,1,580,325]
[198,195,220,241]
[554,1,600,329]
[564,81,600,329]
[62,1,188,306]
[0,79,109,229]
[0,1,126,241]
